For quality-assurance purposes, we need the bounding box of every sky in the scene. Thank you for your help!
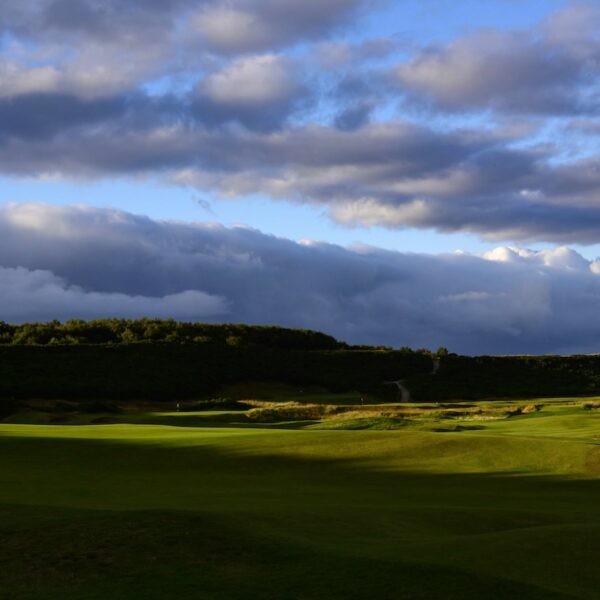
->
[1,0,600,354]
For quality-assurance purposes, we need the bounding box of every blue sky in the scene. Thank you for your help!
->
[0,174,497,254]
[5,173,595,258]
[1,0,600,352]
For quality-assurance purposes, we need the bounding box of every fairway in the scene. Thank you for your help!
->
[1,402,600,599]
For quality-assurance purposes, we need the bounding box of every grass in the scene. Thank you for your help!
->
[1,397,600,598]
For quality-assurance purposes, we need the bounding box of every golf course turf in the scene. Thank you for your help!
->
[1,399,600,599]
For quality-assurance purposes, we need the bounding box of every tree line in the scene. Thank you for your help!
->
[0,319,347,351]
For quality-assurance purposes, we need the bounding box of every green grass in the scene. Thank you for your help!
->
[1,400,600,598]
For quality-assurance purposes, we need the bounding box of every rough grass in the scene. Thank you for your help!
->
[245,401,340,422]
[1,398,600,598]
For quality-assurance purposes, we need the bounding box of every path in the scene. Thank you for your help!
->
[384,357,440,403]
[383,379,412,403]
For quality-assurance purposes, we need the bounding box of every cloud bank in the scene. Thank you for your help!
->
[2,203,600,355]
[0,266,227,323]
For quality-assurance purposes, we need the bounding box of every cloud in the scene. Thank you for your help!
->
[2,85,600,243]
[189,0,368,55]
[334,102,374,130]
[0,93,128,139]
[0,0,370,100]
[0,0,186,99]
[395,2,600,115]
[2,1,600,244]
[0,266,227,323]
[317,38,398,69]
[3,113,600,242]
[194,54,309,130]
[330,73,385,130]
[3,203,600,355]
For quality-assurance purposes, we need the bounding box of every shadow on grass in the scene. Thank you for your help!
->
[0,431,599,599]
[0,504,582,600]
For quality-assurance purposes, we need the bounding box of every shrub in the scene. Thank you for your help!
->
[582,401,600,410]
[246,403,337,422]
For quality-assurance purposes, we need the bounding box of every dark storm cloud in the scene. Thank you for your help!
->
[0,93,127,139]
[3,204,600,355]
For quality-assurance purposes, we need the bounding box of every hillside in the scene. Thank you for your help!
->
[2,319,600,403]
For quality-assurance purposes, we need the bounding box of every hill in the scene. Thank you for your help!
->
[2,319,600,403]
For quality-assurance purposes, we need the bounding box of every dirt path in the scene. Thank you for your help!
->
[385,380,411,403]
[384,357,440,402]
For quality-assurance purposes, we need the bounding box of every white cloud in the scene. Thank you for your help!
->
[395,3,600,115]
[199,54,300,107]
[190,6,273,55]
[188,0,365,55]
